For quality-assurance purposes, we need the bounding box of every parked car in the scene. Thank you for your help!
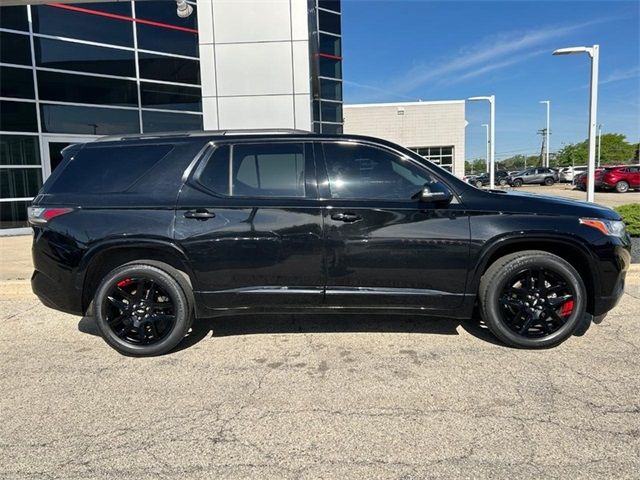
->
[559,166,587,183]
[469,171,510,188]
[29,131,631,356]
[508,167,559,187]
[597,165,640,192]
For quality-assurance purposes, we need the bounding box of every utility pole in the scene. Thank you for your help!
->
[537,128,547,167]
[539,100,550,167]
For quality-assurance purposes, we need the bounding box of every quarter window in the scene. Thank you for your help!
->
[323,143,434,200]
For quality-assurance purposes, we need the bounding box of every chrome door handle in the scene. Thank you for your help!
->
[184,209,215,220]
[331,212,362,223]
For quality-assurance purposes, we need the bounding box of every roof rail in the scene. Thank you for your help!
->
[95,128,312,142]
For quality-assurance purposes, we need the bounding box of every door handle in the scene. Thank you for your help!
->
[331,212,362,223]
[184,209,215,220]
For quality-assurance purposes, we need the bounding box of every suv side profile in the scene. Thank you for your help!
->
[30,131,631,356]
[598,165,640,193]
[508,167,559,187]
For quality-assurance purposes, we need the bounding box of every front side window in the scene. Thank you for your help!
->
[322,143,435,200]
[198,143,307,198]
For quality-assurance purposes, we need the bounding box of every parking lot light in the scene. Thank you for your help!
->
[481,123,490,173]
[468,96,496,188]
[553,45,599,202]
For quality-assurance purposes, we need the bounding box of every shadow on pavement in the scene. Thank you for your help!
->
[78,312,504,354]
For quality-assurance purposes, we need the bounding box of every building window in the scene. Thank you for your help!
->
[141,111,202,133]
[0,101,38,132]
[0,135,40,166]
[0,6,29,32]
[34,37,137,78]
[0,200,31,229]
[40,104,140,135]
[138,52,200,85]
[37,71,138,107]
[319,78,342,101]
[410,146,454,172]
[0,66,35,100]
[0,31,32,66]
[318,9,341,34]
[136,24,198,57]
[140,82,202,112]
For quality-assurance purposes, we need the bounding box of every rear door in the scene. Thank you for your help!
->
[174,139,324,312]
[628,166,640,187]
[317,140,471,310]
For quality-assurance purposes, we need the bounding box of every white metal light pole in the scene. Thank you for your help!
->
[481,123,490,173]
[469,96,496,188]
[597,124,602,167]
[553,45,599,202]
[539,100,550,167]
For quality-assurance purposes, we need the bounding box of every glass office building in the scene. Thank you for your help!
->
[0,0,343,233]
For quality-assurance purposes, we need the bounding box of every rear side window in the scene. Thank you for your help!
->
[46,144,173,193]
[197,143,306,198]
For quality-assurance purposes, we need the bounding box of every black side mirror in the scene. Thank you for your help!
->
[419,184,453,205]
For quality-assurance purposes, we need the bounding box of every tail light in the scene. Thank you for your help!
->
[28,207,74,225]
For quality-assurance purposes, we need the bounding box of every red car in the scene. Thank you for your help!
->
[575,165,640,193]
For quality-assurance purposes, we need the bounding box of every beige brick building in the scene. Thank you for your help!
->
[343,100,466,177]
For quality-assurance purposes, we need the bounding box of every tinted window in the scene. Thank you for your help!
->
[0,200,30,229]
[136,24,198,57]
[40,104,140,135]
[318,0,341,12]
[47,144,173,194]
[321,101,342,122]
[320,123,343,135]
[38,71,138,107]
[142,111,202,133]
[138,52,200,84]
[319,56,341,78]
[319,33,341,57]
[141,82,202,111]
[0,168,42,198]
[198,143,306,198]
[35,37,136,77]
[32,4,134,47]
[0,31,31,66]
[323,143,433,200]
[0,135,40,165]
[318,10,341,34]
[0,66,35,99]
[320,78,342,101]
[0,6,29,31]
[0,101,37,132]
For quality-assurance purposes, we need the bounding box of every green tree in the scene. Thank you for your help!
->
[555,133,637,167]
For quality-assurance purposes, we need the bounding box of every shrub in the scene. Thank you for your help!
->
[615,204,640,237]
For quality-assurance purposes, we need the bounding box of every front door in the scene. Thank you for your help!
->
[41,135,97,179]
[317,141,471,310]
[174,140,324,313]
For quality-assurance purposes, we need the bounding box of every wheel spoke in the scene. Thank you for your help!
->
[537,269,546,290]
[145,281,156,302]
[547,295,572,308]
[107,295,128,313]
[518,312,534,334]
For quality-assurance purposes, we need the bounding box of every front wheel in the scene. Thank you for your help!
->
[479,251,586,348]
[475,180,483,188]
[499,178,507,186]
[512,179,523,187]
[93,262,193,356]
[544,177,555,186]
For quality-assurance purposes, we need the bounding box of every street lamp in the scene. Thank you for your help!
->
[553,45,599,202]
[481,123,489,173]
[539,100,550,167]
[597,124,602,167]
[468,95,495,188]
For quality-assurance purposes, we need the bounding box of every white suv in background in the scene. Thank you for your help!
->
[559,166,587,183]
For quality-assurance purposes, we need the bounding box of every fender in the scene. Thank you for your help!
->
[467,231,599,295]
[75,236,196,291]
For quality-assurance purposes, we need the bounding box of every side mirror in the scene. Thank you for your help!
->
[420,184,453,205]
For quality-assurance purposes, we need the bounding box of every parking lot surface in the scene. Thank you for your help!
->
[1,235,639,479]
[496,183,638,208]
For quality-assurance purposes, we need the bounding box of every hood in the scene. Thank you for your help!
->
[465,189,620,220]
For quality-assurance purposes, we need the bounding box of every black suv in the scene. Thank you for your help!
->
[30,131,631,356]
[469,171,510,188]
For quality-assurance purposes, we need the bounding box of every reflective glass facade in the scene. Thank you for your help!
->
[0,1,201,231]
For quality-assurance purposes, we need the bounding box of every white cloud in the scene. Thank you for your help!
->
[601,66,640,85]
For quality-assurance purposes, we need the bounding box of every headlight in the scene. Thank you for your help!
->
[579,218,626,237]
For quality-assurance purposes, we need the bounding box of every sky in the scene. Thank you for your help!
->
[341,0,640,161]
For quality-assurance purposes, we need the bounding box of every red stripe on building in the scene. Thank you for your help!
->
[48,3,198,34]
[318,53,342,61]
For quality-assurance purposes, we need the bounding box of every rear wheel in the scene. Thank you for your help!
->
[615,181,629,193]
[479,251,586,348]
[475,180,483,188]
[93,262,193,356]
[512,179,523,187]
[544,177,555,186]
[499,178,507,186]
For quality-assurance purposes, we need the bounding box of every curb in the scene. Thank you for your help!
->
[2,265,639,299]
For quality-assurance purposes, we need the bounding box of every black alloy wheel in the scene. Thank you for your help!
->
[104,277,175,345]
[94,262,193,356]
[479,250,586,348]
[544,177,555,186]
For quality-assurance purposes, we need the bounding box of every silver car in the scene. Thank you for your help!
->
[559,166,587,183]
[508,167,559,187]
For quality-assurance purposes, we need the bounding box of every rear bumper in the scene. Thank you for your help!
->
[31,269,83,316]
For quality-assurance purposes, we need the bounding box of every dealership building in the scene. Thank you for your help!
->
[1,0,466,234]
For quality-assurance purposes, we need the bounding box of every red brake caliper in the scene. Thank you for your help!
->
[117,278,133,288]
[559,300,574,317]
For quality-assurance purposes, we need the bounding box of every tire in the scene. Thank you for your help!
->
[512,179,523,187]
[479,250,587,349]
[615,181,629,193]
[544,177,555,186]
[475,180,483,188]
[499,178,507,186]
[93,262,194,356]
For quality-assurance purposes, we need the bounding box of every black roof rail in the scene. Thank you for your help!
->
[95,128,312,142]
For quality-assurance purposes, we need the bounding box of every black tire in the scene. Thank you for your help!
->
[512,179,523,187]
[475,180,483,188]
[479,250,586,348]
[499,179,507,186]
[93,262,193,356]
[544,177,555,186]
[615,181,629,193]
